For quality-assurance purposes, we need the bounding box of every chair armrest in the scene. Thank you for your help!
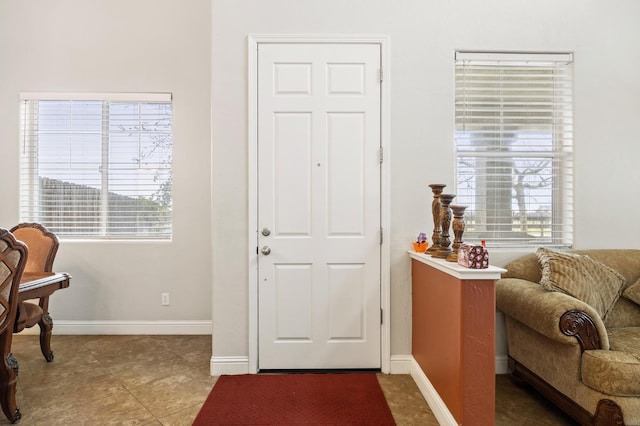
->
[496,278,609,350]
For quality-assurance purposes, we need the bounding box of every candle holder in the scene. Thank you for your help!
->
[426,184,446,254]
[432,193,456,259]
[446,205,467,263]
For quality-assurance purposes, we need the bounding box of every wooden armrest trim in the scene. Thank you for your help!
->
[559,310,602,352]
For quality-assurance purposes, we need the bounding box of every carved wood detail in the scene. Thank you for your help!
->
[0,229,27,424]
[593,399,625,426]
[6,354,18,376]
[559,310,601,352]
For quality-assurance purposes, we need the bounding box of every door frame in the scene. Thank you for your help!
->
[248,34,391,374]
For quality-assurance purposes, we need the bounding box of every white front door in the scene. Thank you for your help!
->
[257,43,382,370]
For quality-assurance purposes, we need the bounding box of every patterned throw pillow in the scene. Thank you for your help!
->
[623,278,640,306]
[536,247,625,320]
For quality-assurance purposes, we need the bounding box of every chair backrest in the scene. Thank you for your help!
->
[0,228,27,334]
[9,223,59,273]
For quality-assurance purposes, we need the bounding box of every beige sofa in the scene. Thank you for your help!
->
[497,249,640,426]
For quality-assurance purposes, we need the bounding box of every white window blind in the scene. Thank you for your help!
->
[19,93,173,239]
[454,52,573,247]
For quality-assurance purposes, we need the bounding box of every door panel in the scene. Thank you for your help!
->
[258,43,381,370]
[274,264,312,340]
[327,263,365,340]
[273,112,312,236]
[327,112,367,236]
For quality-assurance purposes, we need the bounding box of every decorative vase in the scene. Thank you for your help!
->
[412,242,428,253]
[446,205,467,263]
[433,193,456,259]
[426,184,446,254]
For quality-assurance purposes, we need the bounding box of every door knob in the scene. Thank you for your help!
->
[261,227,271,236]
[261,246,271,255]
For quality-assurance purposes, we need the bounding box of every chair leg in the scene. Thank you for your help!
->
[0,345,21,423]
[38,296,54,362]
[38,313,55,362]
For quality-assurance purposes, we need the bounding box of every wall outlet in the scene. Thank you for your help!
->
[161,292,170,306]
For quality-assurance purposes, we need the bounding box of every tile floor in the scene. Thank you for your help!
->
[1,335,578,425]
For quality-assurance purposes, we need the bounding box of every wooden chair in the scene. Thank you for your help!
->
[0,228,28,423]
[9,223,59,362]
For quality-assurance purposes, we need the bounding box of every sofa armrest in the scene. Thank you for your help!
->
[496,278,610,350]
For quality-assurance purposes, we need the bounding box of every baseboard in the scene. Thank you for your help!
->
[409,356,458,426]
[496,354,509,374]
[17,320,213,335]
[389,354,412,374]
[211,356,250,376]
[210,355,410,377]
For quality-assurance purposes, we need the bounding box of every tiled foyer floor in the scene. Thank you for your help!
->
[1,335,577,425]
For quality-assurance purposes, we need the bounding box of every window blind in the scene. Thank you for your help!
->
[454,52,574,247]
[19,93,173,239]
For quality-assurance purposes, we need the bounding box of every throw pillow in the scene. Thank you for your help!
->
[623,278,640,306]
[536,247,625,319]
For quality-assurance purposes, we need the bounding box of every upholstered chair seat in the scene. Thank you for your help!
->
[14,301,43,334]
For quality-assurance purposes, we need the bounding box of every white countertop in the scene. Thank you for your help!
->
[409,250,507,280]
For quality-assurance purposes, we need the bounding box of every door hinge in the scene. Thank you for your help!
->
[378,147,383,164]
[380,227,384,244]
[379,68,383,83]
[380,308,384,325]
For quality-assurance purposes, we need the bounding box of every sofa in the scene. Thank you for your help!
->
[497,248,640,426]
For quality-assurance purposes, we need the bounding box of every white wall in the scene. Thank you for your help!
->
[212,0,640,363]
[0,0,213,330]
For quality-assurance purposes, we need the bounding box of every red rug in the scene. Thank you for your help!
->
[193,373,396,425]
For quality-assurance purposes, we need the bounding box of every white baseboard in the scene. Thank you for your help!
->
[17,320,213,335]
[211,356,250,376]
[389,354,412,374]
[496,354,509,374]
[409,356,457,426]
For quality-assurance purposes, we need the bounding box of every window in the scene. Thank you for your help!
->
[454,52,573,247]
[19,93,173,239]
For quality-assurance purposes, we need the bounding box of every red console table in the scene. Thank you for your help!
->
[410,252,505,425]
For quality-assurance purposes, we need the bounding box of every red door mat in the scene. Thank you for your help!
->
[193,373,396,425]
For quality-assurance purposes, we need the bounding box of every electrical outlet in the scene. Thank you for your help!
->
[161,293,170,306]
